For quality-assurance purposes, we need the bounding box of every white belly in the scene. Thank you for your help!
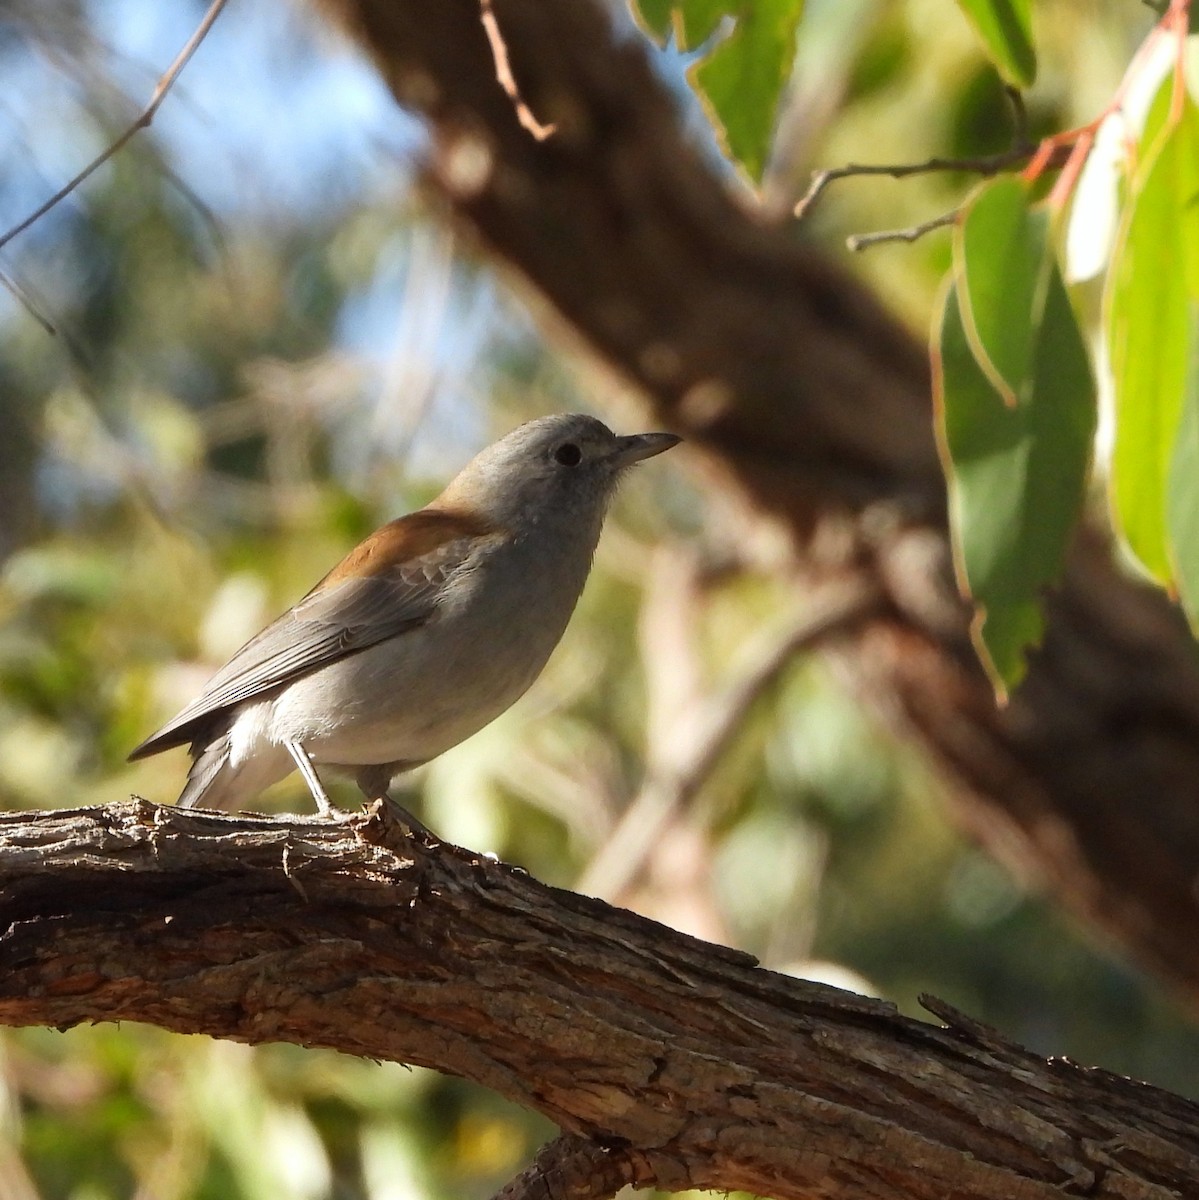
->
[257,533,590,769]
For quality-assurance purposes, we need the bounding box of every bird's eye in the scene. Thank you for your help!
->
[553,442,583,467]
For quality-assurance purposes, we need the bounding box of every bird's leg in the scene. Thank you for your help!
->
[355,764,434,837]
[284,739,341,819]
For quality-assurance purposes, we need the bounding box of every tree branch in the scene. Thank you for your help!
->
[1,801,1196,1200]
[310,0,1199,1009]
[0,0,228,254]
[793,150,1035,222]
[792,84,1038,221]
[489,1134,639,1200]
[846,210,958,252]
[579,576,882,901]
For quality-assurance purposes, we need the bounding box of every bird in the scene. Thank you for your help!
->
[128,413,680,830]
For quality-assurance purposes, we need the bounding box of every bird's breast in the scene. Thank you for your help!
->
[267,526,597,766]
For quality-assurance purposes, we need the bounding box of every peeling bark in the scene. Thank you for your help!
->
[1,802,1196,1200]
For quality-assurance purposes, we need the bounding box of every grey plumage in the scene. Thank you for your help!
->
[128,414,680,820]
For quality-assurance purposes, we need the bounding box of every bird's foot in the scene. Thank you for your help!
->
[354,765,433,838]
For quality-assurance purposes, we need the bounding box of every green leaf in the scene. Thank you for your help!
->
[634,0,724,44]
[957,176,1045,406]
[935,226,1095,697]
[954,0,1036,87]
[1107,89,1199,585]
[1140,66,1177,154]
[629,0,805,183]
[634,0,675,39]
[1168,306,1199,626]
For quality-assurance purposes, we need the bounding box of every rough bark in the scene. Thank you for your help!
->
[1,801,1196,1200]
[312,0,1199,1006]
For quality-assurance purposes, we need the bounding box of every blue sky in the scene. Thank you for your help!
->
[0,0,710,496]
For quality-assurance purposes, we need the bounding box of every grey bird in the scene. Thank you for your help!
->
[128,413,680,826]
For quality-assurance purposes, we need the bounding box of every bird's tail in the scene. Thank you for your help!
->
[177,734,237,809]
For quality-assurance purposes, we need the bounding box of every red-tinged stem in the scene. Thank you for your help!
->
[1168,0,1190,123]
[1046,128,1096,210]
[1024,0,1189,210]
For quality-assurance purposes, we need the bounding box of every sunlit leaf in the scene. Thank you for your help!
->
[1107,86,1199,585]
[954,0,1036,87]
[935,239,1095,697]
[629,0,805,182]
[635,0,725,42]
[1168,307,1199,628]
[957,176,1045,406]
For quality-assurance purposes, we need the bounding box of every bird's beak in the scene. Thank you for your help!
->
[608,431,682,468]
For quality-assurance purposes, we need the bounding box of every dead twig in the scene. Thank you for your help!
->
[794,82,1038,223]
[578,576,882,901]
[0,0,228,255]
[793,147,1038,222]
[846,210,959,252]
[480,0,556,141]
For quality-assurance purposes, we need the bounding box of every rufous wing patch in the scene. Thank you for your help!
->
[318,507,500,586]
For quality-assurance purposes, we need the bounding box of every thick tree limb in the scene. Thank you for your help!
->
[1,801,1196,1200]
[488,1134,637,1200]
[312,0,1199,1006]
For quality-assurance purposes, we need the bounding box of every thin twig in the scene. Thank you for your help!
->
[480,0,556,141]
[794,77,1041,223]
[847,210,958,252]
[793,147,1034,222]
[0,259,96,370]
[577,576,883,902]
[0,267,57,336]
[0,0,228,254]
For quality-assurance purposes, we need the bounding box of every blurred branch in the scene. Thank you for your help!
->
[0,267,57,336]
[1,800,1196,1200]
[0,0,228,255]
[579,575,881,901]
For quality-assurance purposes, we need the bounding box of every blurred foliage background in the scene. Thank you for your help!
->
[1,0,1196,1197]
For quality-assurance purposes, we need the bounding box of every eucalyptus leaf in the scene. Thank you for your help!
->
[1108,87,1199,585]
[629,0,805,182]
[1168,307,1199,627]
[936,219,1094,698]
[954,0,1036,87]
[957,176,1045,406]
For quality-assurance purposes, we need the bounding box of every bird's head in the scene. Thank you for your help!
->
[436,413,680,533]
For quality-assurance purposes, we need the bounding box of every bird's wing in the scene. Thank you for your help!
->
[128,519,495,760]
